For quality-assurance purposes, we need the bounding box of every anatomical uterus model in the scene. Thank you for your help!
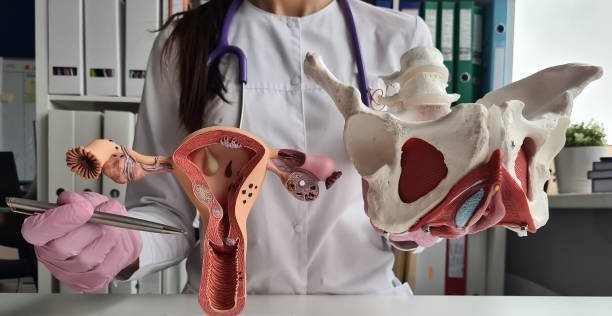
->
[304,46,602,250]
[66,126,341,316]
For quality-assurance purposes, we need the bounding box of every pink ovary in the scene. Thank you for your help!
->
[286,170,319,201]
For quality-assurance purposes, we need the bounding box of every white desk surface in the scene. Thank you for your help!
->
[1,294,612,316]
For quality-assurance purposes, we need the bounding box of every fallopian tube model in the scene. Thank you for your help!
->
[66,126,341,316]
[304,46,602,251]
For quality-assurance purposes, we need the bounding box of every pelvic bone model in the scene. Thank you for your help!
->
[66,126,341,316]
[304,46,602,251]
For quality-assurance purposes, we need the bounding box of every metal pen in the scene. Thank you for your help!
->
[5,197,187,235]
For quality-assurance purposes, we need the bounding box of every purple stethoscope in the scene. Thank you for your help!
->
[207,0,371,128]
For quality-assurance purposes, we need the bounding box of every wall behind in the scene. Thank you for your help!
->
[0,1,35,59]
[513,0,612,144]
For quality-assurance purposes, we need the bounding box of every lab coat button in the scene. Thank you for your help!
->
[290,76,300,86]
[294,224,304,233]
[287,19,296,28]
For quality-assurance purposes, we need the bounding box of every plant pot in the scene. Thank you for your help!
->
[554,146,607,193]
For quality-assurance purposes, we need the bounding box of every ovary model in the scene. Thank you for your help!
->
[304,46,602,251]
[65,126,341,316]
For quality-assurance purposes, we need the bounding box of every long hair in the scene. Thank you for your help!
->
[159,0,232,133]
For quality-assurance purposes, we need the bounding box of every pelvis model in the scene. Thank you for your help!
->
[304,46,602,251]
[65,126,341,316]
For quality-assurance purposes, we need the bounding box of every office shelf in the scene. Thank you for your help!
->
[49,95,140,103]
[548,193,612,210]
[35,1,144,293]
[48,95,140,112]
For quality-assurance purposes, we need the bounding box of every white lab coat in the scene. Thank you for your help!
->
[123,0,432,295]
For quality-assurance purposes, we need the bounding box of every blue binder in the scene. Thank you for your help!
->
[481,0,508,96]
[399,1,421,15]
[374,0,392,8]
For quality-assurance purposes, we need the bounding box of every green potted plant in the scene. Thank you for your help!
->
[554,120,607,193]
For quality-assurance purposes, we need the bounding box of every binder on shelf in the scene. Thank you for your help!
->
[399,1,421,16]
[481,0,508,96]
[170,0,190,14]
[163,0,191,21]
[102,111,136,204]
[74,111,103,193]
[411,240,446,294]
[84,0,124,96]
[392,248,407,282]
[466,230,488,295]
[48,110,76,202]
[49,110,104,200]
[453,1,475,105]
[472,5,484,101]
[420,1,438,47]
[439,2,456,93]
[48,0,84,95]
[109,280,138,294]
[162,259,188,294]
[126,0,161,97]
[445,236,467,295]
[374,1,392,9]
[138,271,163,294]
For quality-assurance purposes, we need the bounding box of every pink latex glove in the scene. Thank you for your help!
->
[21,191,142,292]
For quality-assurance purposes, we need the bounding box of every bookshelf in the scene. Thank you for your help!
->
[384,0,516,296]
[48,95,140,104]
[34,1,145,294]
[48,95,140,111]
[34,0,517,295]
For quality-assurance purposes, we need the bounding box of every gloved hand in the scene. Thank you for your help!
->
[21,191,142,292]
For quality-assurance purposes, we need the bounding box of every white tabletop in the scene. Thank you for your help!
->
[2,294,612,316]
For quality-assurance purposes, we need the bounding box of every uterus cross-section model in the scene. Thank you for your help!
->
[65,126,341,316]
[304,46,602,251]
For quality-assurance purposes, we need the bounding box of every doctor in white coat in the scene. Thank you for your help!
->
[22,0,431,295]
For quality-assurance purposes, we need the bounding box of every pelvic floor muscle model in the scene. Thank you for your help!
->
[66,126,341,316]
[304,46,602,251]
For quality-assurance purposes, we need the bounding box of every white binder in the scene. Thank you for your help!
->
[49,110,104,200]
[163,0,191,21]
[109,280,138,294]
[48,110,76,202]
[138,271,163,294]
[102,110,136,204]
[48,0,84,95]
[412,240,446,294]
[74,111,103,193]
[466,231,488,295]
[162,259,188,294]
[125,0,161,97]
[84,0,124,96]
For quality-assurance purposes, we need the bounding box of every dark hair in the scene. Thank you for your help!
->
[159,0,232,133]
